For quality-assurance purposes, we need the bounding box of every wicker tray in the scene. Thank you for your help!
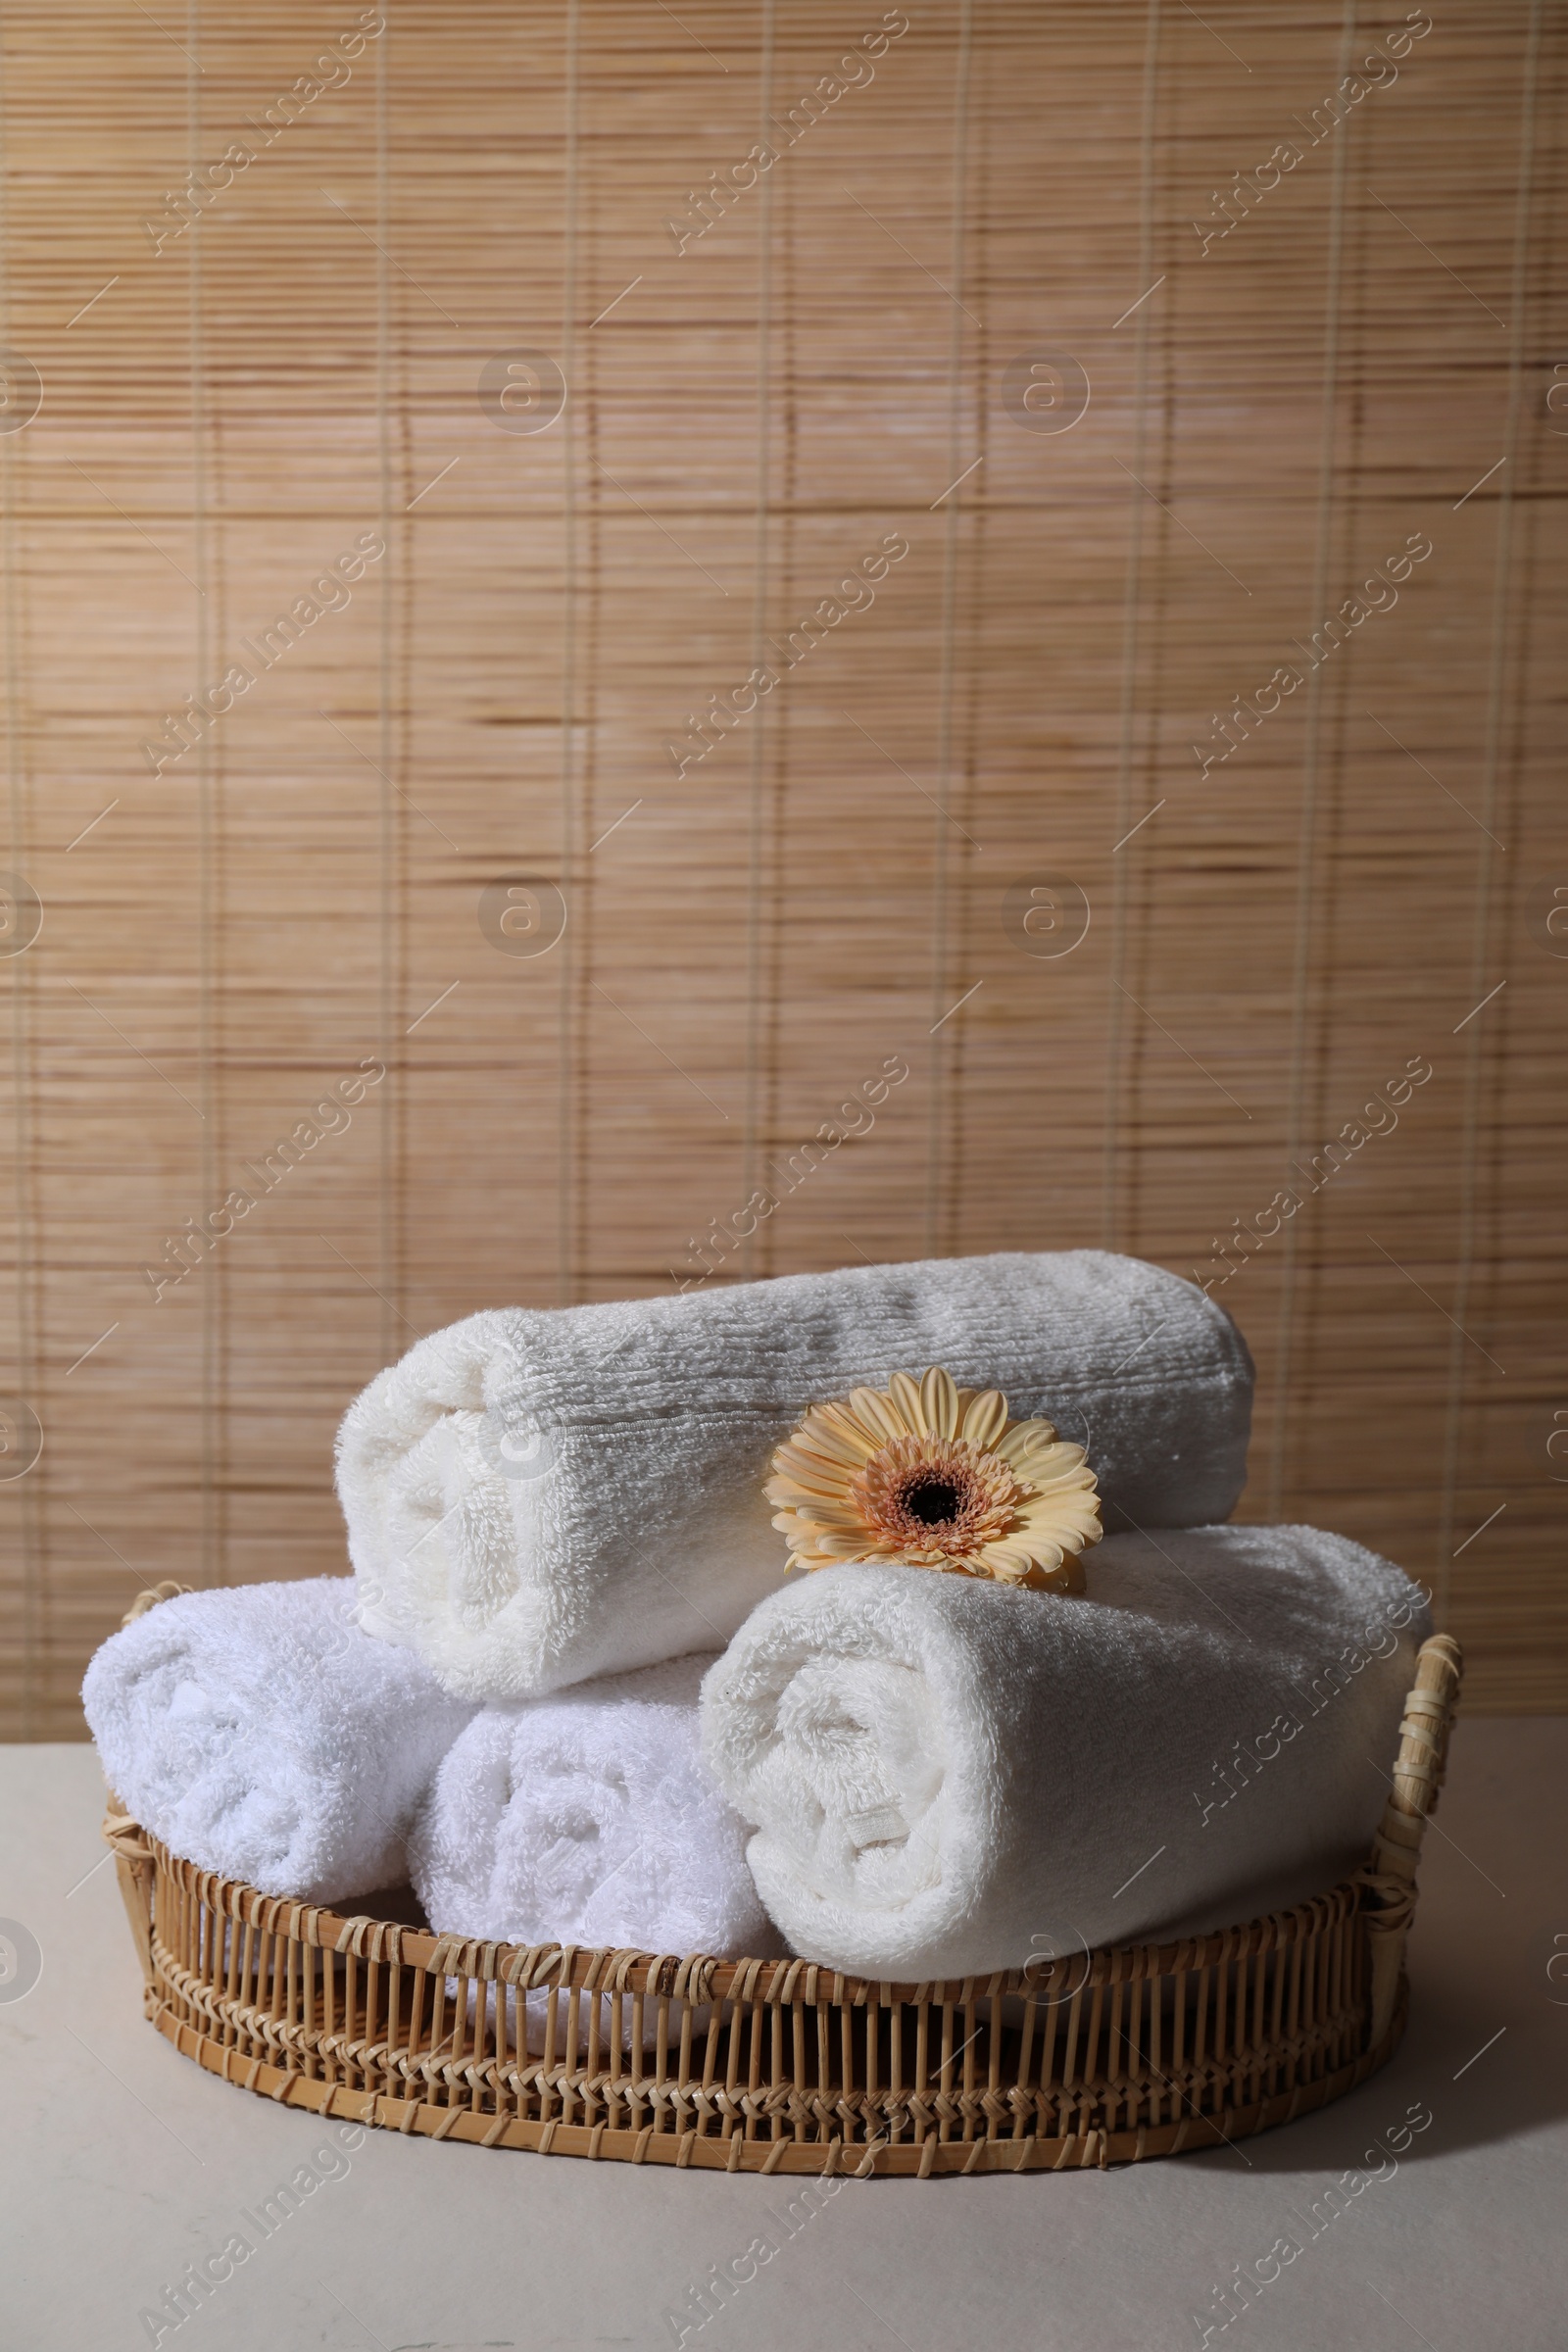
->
[102,1612,1460,2178]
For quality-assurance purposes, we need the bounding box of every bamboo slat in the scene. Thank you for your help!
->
[0,3,1562,1727]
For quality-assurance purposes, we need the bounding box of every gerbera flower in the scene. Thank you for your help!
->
[764,1367,1102,1592]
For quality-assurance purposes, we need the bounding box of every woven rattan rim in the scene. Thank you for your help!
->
[140,1987,1410,2176]
[104,1600,1461,2174]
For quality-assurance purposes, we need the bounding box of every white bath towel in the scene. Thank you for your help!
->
[699,1525,1430,1979]
[336,1250,1253,1699]
[409,1653,775,1960]
[82,1579,475,1903]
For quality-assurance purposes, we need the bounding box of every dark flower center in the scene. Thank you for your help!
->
[901,1477,962,1526]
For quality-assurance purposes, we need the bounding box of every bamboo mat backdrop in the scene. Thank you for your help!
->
[0,0,1562,1735]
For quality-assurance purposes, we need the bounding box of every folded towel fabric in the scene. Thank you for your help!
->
[409,1653,776,1960]
[699,1525,1430,1979]
[82,1579,475,1903]
[337,1250,1254,1699]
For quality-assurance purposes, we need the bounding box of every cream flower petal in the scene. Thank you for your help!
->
[789,1504,873,1533]
[799,1411,877,1462]
[959,1388,1007,1449]
[994,1420,1058,1468]
[764,1477,851,1514]
[793,1545,837,1572]
[768,1466,852,1508]
[1022,1481,1086,1506]
[811,1399,883,1459]
[1017,1439,1086,1477]
[920,1366,959,1441]
[778,1428,865,1474]
[765,1453,851,1491]
[1020,1486,1098,1521]
[1024,1489,1100,1524]
[886,1371,925,1434]
[849,1385,906,1444]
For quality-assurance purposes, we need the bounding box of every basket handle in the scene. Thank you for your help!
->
[1360,1629,1463,2049]
[119,1579,192,1627]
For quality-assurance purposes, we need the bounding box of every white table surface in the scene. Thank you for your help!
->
[3,1722,1564,2352]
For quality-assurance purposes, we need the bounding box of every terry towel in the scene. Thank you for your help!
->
[409,1653,775,1960]
[82,1579,475,1903]
[336,1250,1254,1699]
[699,1525,1430,1979]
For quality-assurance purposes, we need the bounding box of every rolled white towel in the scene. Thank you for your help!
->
[409,1653,776,1961]
[336,1250,1253,1698]
[699,1526,1431,1980]
[82,1579,475,1903]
